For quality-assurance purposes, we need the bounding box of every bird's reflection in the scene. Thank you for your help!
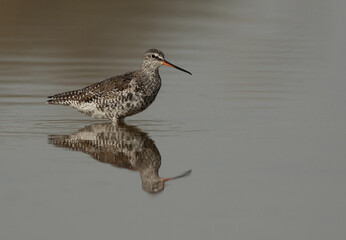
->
[48,122,191,194]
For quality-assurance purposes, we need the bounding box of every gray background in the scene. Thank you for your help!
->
[1,0,345,239]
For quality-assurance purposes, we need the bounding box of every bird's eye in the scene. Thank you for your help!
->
[151,54,156,58]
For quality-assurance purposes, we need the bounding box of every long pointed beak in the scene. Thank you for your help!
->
[161,60,192,75]
[161,169,192,182]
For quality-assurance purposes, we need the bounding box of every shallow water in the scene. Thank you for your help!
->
[1,0,346,239]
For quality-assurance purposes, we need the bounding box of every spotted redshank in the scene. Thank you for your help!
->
[47,49,191,121]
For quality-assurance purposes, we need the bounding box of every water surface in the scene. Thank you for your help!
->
[1,0,346,239]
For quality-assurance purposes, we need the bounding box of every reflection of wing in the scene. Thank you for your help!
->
[48,122,161,171]
[47,72,134,105]
[50,132,135,169]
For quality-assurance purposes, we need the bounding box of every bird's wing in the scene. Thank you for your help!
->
[47,72,134,105]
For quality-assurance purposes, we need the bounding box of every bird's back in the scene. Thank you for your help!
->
[47,72,134,106]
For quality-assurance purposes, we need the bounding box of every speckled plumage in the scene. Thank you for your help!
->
[47,49,191,121]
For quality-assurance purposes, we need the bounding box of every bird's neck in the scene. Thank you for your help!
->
[140,167,159,181]
[139,66,161,85]
[140,62,160,75]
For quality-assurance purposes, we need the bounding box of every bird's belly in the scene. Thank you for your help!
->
[72,92,157,120]
[112,94,155,118]
[73,102,109,119]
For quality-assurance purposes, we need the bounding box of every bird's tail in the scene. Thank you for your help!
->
[46,90,81,105]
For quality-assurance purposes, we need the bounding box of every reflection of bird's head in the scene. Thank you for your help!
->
[142,178,165,194]
[141,169,192,194]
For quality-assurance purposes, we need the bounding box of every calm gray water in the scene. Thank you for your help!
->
[1,0,346,239]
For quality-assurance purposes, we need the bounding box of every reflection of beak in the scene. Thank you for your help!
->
[161,169,192,182]
[161,60,192,75]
